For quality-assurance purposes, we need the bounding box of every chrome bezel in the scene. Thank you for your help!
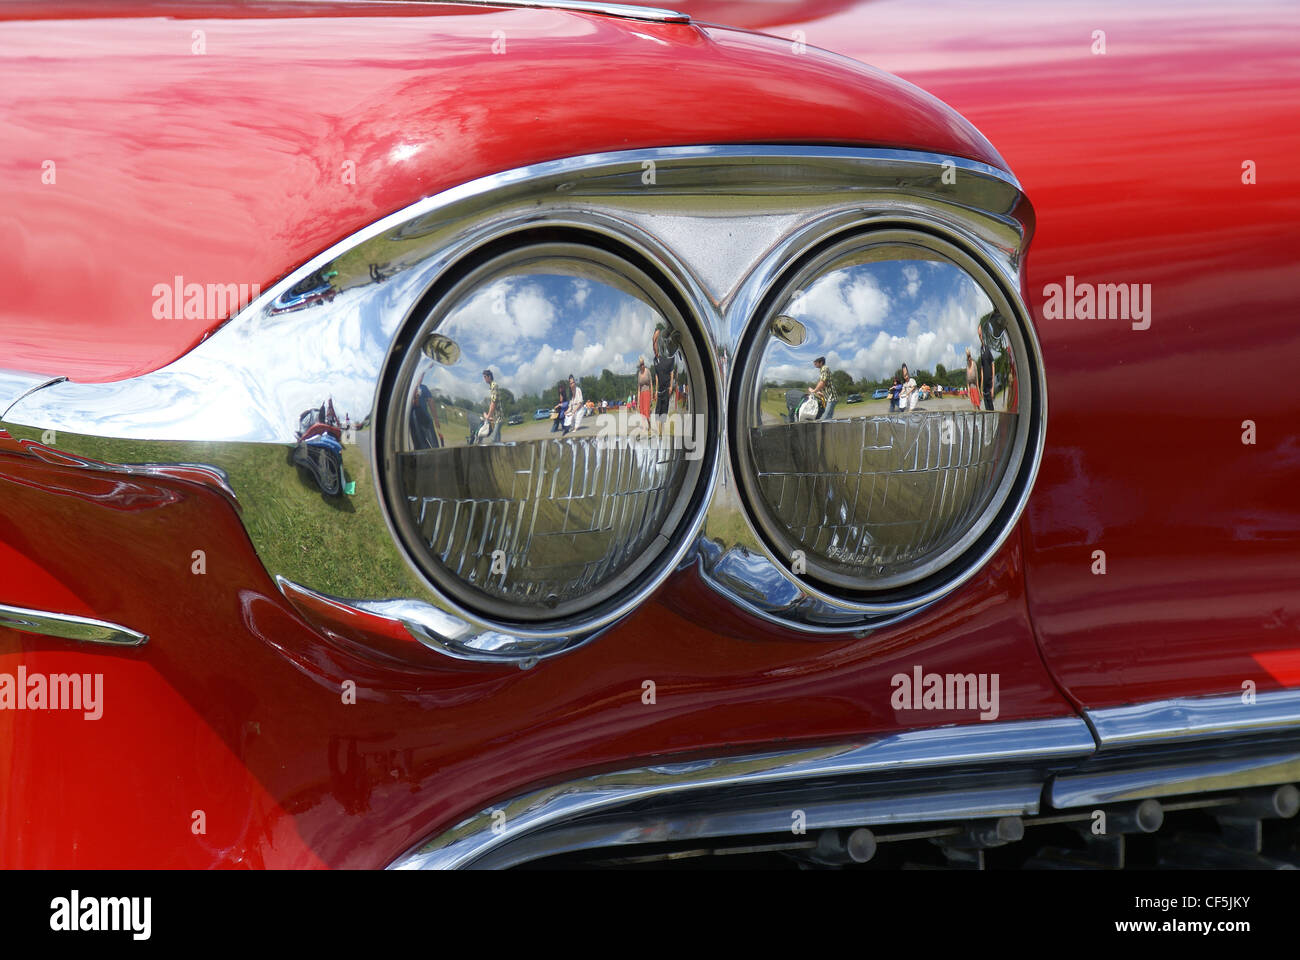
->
[728,223,1038,607]
[0,145,1040,655]
[376,234,716,629]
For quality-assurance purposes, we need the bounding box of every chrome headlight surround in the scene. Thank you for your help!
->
[375,229,717,630]
[727,221,1042,614]
[0,145,1039,657]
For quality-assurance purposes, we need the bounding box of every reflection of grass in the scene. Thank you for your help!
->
[759,389,790,423]
[702,506,754,549]
[5,425,425,600]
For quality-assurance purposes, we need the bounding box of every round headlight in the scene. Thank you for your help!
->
[733,228,1034,599]
[381,238,711,626]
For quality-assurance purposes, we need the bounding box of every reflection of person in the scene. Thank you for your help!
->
[977,327,995,412]
[811,356,836,420]
[888,379,901,412]
[966,347,980,409]
[899,363,919,412]
[637,356,652,423]
[409,383,441,449]
[551,385,568,433]
[652,350,675,432]
[564,375,584,433]
[482,369,504,442]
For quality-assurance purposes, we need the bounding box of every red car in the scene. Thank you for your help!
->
[1,0,1297,873]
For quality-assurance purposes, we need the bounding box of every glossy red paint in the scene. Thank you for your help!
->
[7,0,1290,869]
[678,0,1300,708]
[0,0,1002,382]
[0,437,1069,867]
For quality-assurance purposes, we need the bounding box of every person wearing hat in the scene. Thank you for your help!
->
[811,356,837,420]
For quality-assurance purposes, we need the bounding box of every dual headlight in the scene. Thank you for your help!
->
[381,237,713,625]
[378,225,1034,630]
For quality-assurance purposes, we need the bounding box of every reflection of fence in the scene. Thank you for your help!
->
[749,411,1017,574]
[400,437,688,604]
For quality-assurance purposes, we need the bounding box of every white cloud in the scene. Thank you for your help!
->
[787,269,891,341]
[761,264,993,384]
[446,277,557,349]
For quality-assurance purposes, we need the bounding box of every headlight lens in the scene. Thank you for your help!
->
[734,229,1031,596]
[382,239,710,625]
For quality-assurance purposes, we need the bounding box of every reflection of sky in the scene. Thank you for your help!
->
[763,257,995,384]
[419,271,661,401]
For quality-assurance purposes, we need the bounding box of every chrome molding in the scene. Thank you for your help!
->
[0,371,64,420]
[396,693,1300,867]
[389,716,1095,869]
[1086,689,1300,749]
[0,602,147,646]
[467,782,1046,869]
[1051,751,1300,809]
[0,145,1035,658]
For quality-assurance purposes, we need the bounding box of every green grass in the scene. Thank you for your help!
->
[5,424,425,600]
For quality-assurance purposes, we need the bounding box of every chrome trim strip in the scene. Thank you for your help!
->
[0,371,64,420]
[1051,751,1300,809]
[1086,690,1300,748]
[389,716,1095,868]
[2,145,1033,656]
[471,783,1044,869]
[0,602,147,646]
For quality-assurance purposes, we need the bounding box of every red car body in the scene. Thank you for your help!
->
[0,0,1296,868]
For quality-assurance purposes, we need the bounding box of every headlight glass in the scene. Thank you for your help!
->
[382,239,709,625]
[734,229,1030,595]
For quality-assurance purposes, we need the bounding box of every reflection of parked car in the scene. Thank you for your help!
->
[871,389,889,400]
[293,400,345,496]
[846,393,862,404]
[507,413,523,426]
[534,408,550,420]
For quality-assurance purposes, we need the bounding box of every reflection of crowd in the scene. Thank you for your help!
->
[456,321,690,444]
[548,374,588,435]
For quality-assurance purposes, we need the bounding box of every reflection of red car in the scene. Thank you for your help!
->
[1,0,1297,874]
